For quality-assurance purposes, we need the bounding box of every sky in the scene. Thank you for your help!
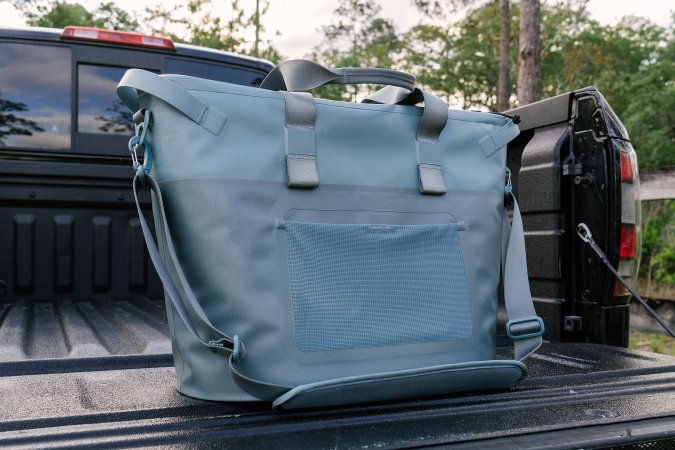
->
[0,0,672,58]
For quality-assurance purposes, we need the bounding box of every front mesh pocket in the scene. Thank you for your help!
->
[283,221,472,352]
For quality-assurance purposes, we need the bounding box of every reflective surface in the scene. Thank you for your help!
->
[78,64,134,135]
[0,43,71,149]
[165,58,265,86]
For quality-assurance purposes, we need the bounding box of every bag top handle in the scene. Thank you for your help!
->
[259,59,416,93]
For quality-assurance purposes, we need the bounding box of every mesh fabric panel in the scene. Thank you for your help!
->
[284,221,472,352]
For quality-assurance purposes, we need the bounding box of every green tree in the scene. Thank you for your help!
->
[642,200,675,289]
[93,2,140,31]
[616,30,674,169]
[24,1,96,27]
[541,15,673,169]
[404,0,518,109]
[0,92,44,146]
[145,0,282,62]
[13,0,139,30]
[311,0,403,101]
[402,0,673,171]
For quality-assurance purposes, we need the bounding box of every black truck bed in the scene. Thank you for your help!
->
[1,299,674,449]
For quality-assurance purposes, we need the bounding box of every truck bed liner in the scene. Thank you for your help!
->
[0,298,170,362]
[1,301,674,449]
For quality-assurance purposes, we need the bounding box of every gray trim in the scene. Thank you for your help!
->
[282,91,319,188]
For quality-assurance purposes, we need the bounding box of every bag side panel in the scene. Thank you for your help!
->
[159,179,503,392]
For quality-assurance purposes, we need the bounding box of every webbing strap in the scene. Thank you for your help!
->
[480,120,521,158]
[502,192,544,360]
[133,175,234,352]
[283,91,319,188]
[363,86,449,194]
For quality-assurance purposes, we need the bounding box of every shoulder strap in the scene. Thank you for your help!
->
[502,192,544,360]
[133,174,290,399]
[118,69,227,135]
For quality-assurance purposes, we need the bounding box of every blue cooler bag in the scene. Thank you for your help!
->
[117,60,544,409]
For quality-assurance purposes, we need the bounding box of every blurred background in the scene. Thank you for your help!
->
[1,0,673,353]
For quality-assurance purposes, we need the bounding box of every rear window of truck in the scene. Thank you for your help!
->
[165,58,265,86]
[78,64,135,136]
[0,43,71,150]
[0,40,267,151]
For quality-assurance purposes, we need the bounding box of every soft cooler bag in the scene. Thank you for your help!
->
[117,60,544,409]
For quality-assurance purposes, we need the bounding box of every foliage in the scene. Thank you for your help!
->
[311,0,403,101]
[618,35,675,170]
[0,92,44,146]
[405,1,673,170]
[12,0,139,30]
[12,0,282,62]
[145,0,283,62]
[630,330,675,356]
[405,1,511,109]
[641,200,675,287]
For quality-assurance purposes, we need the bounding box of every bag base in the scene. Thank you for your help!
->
[273,359,527,409]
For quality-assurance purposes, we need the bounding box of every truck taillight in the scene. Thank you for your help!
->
[614,146,641,298]
[60,27,176,51]
[619,225,637,259]
[620,150,635,182]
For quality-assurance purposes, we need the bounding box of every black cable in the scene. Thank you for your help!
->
[576,223,675,340]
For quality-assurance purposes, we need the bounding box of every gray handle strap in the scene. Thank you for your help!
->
[132,174,541,402]
[118,69,227,135]
[259,59,416,92]
[362,85,448,141]
[363,86,450,194]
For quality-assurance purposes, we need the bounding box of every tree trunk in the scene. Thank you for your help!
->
[517,0,540,105]
[498,0,510,111]
[253,0,260,57]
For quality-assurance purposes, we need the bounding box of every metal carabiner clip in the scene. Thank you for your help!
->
[505,167,513,198]
[576,223,593,244]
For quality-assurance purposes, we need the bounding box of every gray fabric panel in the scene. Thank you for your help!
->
[134,176,232,349]
[273,360,527,409]
[418,164,447,194]
[146,176,257,401]
[282,92,319,188]
[417,140,447,194]
[286,154,319,188]
[282,91,316,128]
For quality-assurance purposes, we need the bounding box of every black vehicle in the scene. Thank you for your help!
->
[1,27,673,449]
